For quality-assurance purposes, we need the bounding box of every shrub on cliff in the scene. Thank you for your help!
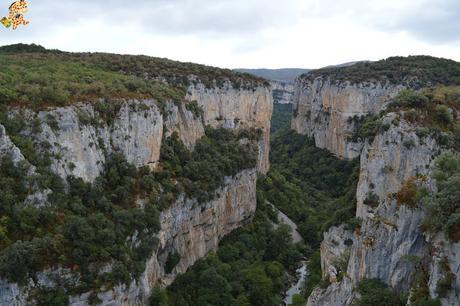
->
[352,279,406,306]
[436,105,454,125]
[424,152,460,242]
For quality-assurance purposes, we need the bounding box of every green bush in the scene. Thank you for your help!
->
[436,272,455,298]
[352,279,406,306]
[35,287,69,306]
[149,287,169,306]
[403,139,416,150]
[424,152,460,242]
[363,192,380,208]
[185,100,204,119]
[165,252,181,274]
[393,89,430,108]
[435,105,453,125]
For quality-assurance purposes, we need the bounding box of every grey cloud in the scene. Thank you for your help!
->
[388,0,460,44]
[1,0,460,54]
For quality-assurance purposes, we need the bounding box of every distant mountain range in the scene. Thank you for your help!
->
[234,68,311,83]
[235,62,370,83]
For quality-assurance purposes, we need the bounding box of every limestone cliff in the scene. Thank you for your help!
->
[291,77,403,159]
[187,83,272,174]
[271,81,295,105]
[72,169,257,305]
[0,169,257,306]
[0,81,271,305]
[2,82,271,184]
[307,115,459,306]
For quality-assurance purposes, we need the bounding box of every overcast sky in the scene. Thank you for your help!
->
[1,0,459,69]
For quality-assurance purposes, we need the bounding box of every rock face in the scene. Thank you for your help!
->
[1,83,271,184]
[187,83,273,174]
[306,115,459,306]
[0,83,272,305]
[320,226,354,281]
[271,81,295,104]
[0,125,25,164]
[27,100,165,182]
[291,77,403,159]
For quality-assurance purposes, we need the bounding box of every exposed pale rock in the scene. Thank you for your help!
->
[0,124,25,163]
[320,226,354,280]
[155,169,257,286]
[307,116,457,305]
[187,83,273,173]
[428,235,460,305]
[291,78,403,159]
[30,100,163,182]
[307,277,354,306]
[164,101,205,148]
[271,81,295,104]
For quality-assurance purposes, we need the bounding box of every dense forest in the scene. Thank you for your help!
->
[271,103,293,133]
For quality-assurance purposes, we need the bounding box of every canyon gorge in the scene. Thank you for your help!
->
[0,46,459,306]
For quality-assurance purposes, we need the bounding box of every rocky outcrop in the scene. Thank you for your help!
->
[291,77,403,159]
[187,83,273,174]
[348,115,437,291]
[163,102,205,148]
[0,124,25,164]
[320,226,354,281]
[23,100,164,182]
[307,278,354,306]
[271,81,295,104]
[307,114,459,306]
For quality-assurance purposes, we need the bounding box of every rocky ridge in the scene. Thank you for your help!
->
[308,107,460,305]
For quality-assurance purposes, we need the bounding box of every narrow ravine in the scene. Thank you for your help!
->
[271,204,309,305]
[284,261,308,305]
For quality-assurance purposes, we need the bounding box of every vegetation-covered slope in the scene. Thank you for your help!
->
[302,56,460,87]
[0,44,267,109]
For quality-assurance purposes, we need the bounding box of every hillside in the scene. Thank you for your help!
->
[301,55,460,87]
[0,44,273,305]
[234,68,310,83]
[0,44,267,109]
